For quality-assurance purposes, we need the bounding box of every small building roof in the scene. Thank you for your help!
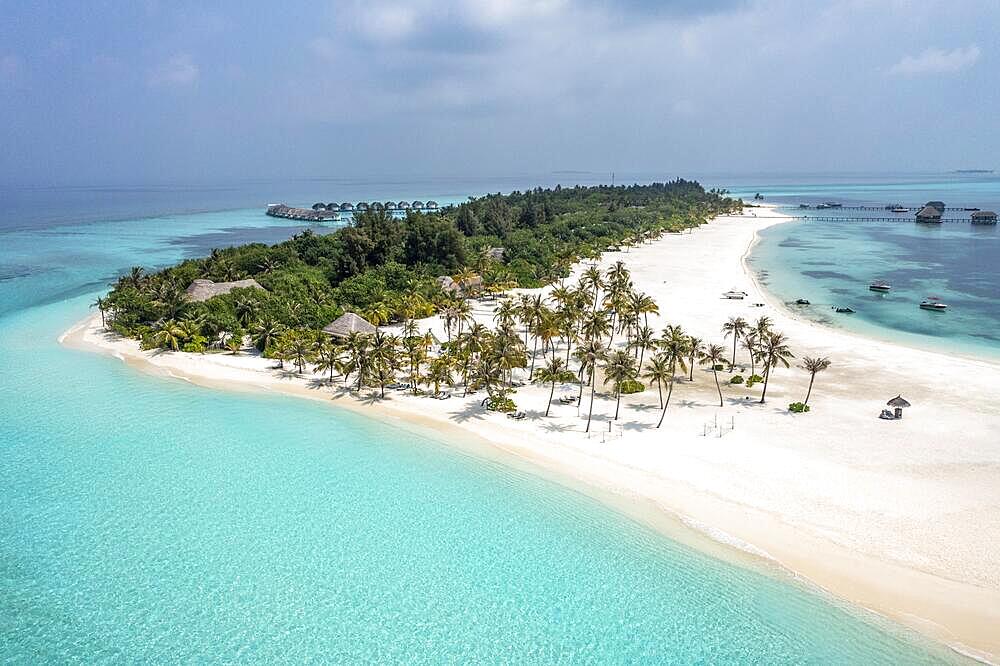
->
[915,205,942,219]
[925,201,946,212]
[886,395,911,408]
[184,278,264,302]
[322,312,376,337]
[971,210,996,218]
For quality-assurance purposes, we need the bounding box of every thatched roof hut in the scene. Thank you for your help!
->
[356,202,369,211]
[412,200,424,209]
[925,201,946,213]
[426,200,439,209]
[886,395,911,408]
[971,210,997,224]
[322,312,376,337]
[184,278,263,302]
[340,202,354,211]
[398,201,411,209]
[915,206,942,223]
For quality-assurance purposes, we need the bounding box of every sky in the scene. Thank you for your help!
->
[1,0,998,185]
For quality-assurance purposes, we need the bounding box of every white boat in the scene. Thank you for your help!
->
[919,298,947,312]
[868,281,891,293]
[723,289,747,300]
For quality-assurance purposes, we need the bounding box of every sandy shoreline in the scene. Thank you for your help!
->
[62,208,1000,662]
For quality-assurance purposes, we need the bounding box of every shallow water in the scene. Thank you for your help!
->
[0,182,965,662]
[734,174,1000,360]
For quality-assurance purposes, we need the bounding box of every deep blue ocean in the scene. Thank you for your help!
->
[0,175,977,662]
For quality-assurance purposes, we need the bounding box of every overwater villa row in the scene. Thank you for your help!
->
[795,200,997,225]
[266,200,441,222]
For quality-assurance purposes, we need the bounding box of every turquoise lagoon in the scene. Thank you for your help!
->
[731,173,1000,360]
[0,183,967,662]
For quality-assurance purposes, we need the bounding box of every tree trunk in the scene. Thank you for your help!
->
[713,368,723,407]
[529,337,539,378]
[546,381,555,417]
[731,335,738,371]
[656,379,663,409]
[664,361,677,407]
[759,360,772,403]
[585,377,596,433]
[804,373,816,405]
[614,390,621,420]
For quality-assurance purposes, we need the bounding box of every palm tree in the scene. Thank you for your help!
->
[153,319,185,351]
[741,332,759,378]
[493,299,517,329]
[580,265,604,312]
[687,336,704,381]
[369,331,399,398]
[603,350,638,421]
[252,317,286,353]
[574,339,605,433]
[699,343,727,407]
[800,356,831,405]
[631,325,656,368]
[659,324,689,409]
[345,332,373,392]
[224,333,244,355]
[758,331,795,404]
[91,296,108,327]
[312,337,340,383]
[424,356,454,396]
[287,332,313,374]
[642,354,671,410]
[532,357,577,417]
[721,316,748,371]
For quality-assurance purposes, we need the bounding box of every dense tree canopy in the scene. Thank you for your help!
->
[102,181,740,353]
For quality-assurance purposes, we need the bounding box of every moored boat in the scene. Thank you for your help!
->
[868,281,891,293]
[919,297,947,312]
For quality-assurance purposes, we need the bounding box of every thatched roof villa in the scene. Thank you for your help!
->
[915,205,942,223]
[412,200,425,209]
[322,312,377,337]
[356,202,370,211]
[925,201,946,213]
[436,274,483,296]
[971,210,997,224]
[185,278,264,302]
[340,202,355,211]
[398,201,411,209]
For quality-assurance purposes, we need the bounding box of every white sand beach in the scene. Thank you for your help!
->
[62,208,1000,662]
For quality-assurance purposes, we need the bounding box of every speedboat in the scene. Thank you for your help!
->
[891,207,908,213]
[919,298,947,312]
[868,281,891,293]
[795,298,810,305]
[834,306,855,314]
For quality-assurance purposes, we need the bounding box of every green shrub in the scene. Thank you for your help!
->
[788,402,810,413]
[487,396,516,412]
[729,375,744,385]
[619,379,645,394]
[749,374,764,383]
[713,364,726,371]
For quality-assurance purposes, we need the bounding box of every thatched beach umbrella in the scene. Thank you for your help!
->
[887,395,911,419]
[322,312,376,338]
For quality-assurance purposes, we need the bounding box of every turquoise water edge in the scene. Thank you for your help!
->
[0,179,976,662]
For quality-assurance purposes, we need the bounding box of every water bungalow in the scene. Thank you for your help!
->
[971,210,997,224]
[426,201,439,210]
[356,202,369,211]
[412,201,425,209]
[398,201,411,210]
[322,312,377,338]
[925,201,946,213]
[339,202,355,211]
[184,278,264,302]
[266,204,338,222]
[915,205,942,223]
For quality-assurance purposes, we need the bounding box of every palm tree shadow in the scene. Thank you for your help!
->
[357,391,384,406]
[449,402,488,423]
[305,377,332,390]
[540,421,577,434]
[630,403,658,412]
[618,419,650,432]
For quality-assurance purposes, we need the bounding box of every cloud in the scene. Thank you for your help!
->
[147,53,200,87]
[888,45,981,76]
